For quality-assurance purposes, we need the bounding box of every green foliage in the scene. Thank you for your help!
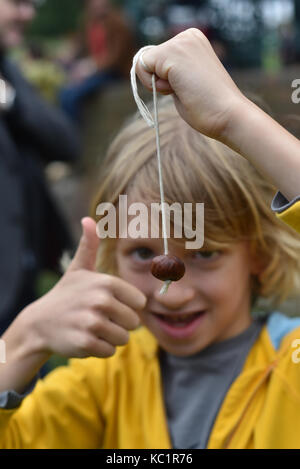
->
[28,0,83,38]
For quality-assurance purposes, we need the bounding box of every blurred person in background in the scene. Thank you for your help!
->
[21,42,67,104]
[59,0,137,122]
[0,0,80,335]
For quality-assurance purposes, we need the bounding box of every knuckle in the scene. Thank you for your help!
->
[98,291,112,309]
[77,334,94,356]
[178,28,207,46]
[101,344,116,358]
[85,312,99,332]
[88,292,104,310]
[135,295,147,311]
[188,27,203,38]
[100,273,114,289]
[127,313,141,331]
[118,330,130,346]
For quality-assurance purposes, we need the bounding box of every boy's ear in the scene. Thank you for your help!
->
[250,253,266,277]
[247,243,267,277]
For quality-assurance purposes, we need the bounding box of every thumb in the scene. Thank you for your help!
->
[68,217,100,272]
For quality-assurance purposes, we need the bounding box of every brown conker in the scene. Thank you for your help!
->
[151,254,185,282]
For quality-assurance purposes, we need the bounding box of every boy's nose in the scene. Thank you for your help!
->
[154,281,196,310]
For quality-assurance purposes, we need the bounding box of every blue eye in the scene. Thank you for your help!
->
[193,251,219,260]
[131,247,155,261]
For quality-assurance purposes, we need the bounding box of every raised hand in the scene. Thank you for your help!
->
[136,28,246,143]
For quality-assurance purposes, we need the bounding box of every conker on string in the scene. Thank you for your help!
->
[151,254,185,282]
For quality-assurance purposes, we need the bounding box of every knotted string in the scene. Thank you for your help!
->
[130,47,171,294]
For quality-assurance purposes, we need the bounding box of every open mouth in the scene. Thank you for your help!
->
[152,311,206,328]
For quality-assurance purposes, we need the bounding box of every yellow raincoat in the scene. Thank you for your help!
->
[0,312,300,449]
[0,197,299,449]
[273,195,300,233]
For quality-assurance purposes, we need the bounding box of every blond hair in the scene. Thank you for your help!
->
[92,96,300,306]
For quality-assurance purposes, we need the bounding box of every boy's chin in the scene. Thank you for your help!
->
[159,340,208,357]
[155,331,211,357]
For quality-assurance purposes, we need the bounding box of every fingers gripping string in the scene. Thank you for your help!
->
[131,48,170,294]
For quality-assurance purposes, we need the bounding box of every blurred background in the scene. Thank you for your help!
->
[2,0,300,368]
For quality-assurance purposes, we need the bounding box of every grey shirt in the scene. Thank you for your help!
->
[160,317,266,449]
[0,316,271,448]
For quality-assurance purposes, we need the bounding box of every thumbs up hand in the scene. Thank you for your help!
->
[24,217,147,359]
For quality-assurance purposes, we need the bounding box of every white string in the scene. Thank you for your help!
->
[152,75,169,257]
[130,48,171,294]
[130,46,156,127]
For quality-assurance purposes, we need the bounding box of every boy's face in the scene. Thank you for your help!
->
[116,231,261,357]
